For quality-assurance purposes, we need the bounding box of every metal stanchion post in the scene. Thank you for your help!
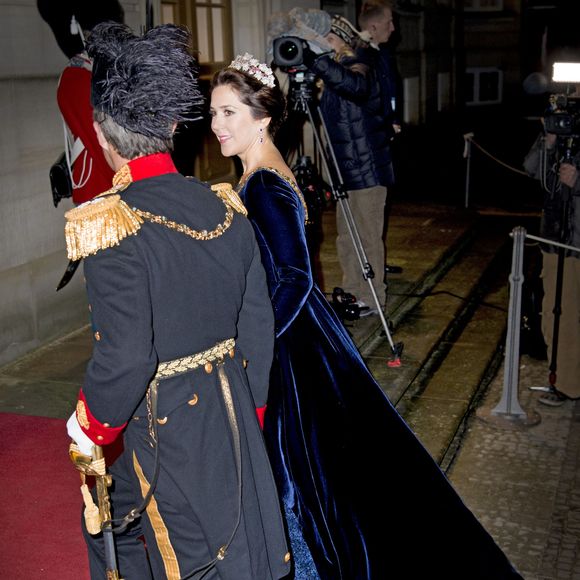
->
[463,132,474,209]
[478,227,540,428]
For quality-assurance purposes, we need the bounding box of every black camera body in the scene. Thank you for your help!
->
[544,94,580,136]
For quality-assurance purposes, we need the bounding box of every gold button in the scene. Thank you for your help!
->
[97,435,104,441]
[188,394,199,406]
[204,362,213,374]
[103,422,110,428]
[94,331,101,341]
[157,416,168,425]
[229,348,235,359]
[133,416,140,421]
[284,552,291,563]
[243,359,248,369]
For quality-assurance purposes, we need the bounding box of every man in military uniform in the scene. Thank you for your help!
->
[65,22,290,579]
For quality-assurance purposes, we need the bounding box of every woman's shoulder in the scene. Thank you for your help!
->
[240,167,299,198]
[244,167,294,186]
[239,167,309,219]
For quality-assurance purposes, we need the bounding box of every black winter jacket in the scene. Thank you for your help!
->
[312,48,394,191]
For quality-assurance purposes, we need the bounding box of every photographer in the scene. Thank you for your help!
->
[359,0,403,276]
[523,119,580,406]
[307,14,394,315]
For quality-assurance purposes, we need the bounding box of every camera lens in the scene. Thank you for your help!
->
[273,36,304,67]
[279,39,299,60]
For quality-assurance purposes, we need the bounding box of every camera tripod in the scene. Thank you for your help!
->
[283,74,403,366]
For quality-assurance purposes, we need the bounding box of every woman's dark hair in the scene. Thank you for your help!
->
[211,68,287,137]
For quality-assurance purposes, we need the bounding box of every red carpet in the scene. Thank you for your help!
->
[0,413,90,579]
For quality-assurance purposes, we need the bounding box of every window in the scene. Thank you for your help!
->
[465,67,503,105]
[161,0,235,182]
[161,0,232,77]
[464,0,503,11]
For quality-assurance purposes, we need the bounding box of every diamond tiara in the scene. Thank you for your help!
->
[228,53,276,88]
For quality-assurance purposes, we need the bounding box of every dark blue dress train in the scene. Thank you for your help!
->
[238,168,523,580]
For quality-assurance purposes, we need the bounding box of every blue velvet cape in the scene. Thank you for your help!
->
[238,168,522,580]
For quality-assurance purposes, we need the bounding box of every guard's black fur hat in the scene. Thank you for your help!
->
[87,23,203,139]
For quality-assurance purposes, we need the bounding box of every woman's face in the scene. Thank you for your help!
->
[210,84,265,158]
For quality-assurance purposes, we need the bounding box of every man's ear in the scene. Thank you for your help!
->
[93,121,109,151]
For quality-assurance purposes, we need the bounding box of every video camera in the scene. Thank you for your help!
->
[544,62,580,137]
[544,93,580,136]
[273,36,309,69]
[272,36,318,110]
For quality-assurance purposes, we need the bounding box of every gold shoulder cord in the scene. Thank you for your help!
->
[64,182,246,261]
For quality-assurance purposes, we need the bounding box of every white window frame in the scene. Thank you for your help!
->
[465,67,503,106]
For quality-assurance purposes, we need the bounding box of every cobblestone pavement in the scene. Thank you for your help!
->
[448,354,580,579]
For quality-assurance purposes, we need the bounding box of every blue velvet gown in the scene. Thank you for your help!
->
[237,168,523,580]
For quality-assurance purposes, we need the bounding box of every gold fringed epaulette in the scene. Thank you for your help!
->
[64,194,144,261]
[211,182,248,216]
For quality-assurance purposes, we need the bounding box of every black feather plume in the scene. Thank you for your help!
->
[87,23,203,139]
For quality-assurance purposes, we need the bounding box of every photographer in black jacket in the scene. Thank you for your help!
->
[308,15,393,316]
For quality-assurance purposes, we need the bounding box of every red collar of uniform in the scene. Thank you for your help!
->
[112,153,177,187]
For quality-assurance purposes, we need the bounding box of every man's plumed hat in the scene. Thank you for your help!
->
[87,23,203,139]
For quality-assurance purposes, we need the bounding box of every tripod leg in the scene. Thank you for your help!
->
[543,249,565,389]
[545,185,572,391]
[298,100,402,363]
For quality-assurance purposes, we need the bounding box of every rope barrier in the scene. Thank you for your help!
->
[463,133,529,177]
[462,132,535,207]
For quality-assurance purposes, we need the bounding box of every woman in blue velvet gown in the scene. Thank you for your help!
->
[210,55,523,580]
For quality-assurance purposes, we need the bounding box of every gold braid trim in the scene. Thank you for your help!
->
[134,199,234,241]
[211,182,248,216]
[64,181,243,261]
[65,194,143,261]
[155,338,235,378]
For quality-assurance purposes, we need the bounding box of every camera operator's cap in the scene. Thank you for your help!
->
[87,22,203,140]
[330,14,361,47]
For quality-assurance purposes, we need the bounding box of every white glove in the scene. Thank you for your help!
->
[67,411,95,457]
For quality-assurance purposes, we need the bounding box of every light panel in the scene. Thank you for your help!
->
[552,62,580,83]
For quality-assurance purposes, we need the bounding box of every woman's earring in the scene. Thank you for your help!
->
[259,127,264,144]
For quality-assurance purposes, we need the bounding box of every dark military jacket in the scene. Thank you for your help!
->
[66,154,290,579]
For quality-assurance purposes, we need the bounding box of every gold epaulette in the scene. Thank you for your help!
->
[64,193,144,261]
[211,182,248,216]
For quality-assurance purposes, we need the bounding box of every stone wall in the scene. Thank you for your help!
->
[0,0,144,366]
